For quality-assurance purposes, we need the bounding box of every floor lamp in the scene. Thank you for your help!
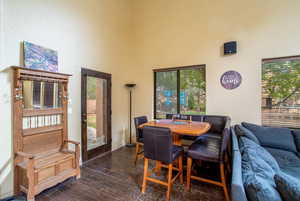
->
[125,83,136,147]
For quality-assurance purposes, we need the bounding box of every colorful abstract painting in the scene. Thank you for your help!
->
[23,41,58,72]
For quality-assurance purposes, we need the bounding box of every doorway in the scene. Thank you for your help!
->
[81,68,112,162]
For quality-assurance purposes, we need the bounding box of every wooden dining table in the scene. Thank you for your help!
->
[139,119,211,145]
[139,119,211,175]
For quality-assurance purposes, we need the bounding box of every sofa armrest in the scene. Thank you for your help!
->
[231,149,248,201]
[231,127,240,152]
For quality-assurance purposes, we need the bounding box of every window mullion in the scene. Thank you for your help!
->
[177,70,180,114]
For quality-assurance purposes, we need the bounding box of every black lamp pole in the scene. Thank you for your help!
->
[125,83,136,147]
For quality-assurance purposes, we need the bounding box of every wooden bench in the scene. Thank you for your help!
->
[13,67,80,201]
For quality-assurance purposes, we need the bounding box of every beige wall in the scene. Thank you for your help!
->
[0,0,133,198]
[131,0,300,124]
[1,0,300,198]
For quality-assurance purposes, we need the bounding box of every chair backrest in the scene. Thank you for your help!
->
[143,126,173,164]
[220,118,231,162]
[166,113,174,119]
[134,116,148,141]
[203,115,229,134]
[166,113,190,120]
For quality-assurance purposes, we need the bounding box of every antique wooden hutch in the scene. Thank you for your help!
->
[12,66,80,201]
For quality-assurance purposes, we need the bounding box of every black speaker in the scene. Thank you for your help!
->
[224,41,237,55]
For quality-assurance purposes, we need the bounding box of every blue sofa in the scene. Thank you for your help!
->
[231,122,300,201]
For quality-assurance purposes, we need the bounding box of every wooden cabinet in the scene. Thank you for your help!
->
[12,66,80,201]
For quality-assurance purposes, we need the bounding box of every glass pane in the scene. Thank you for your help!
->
[87,76,108,150]
[262,59,300,128]
[180,68,206,115]
[155,71,177,118]
[44,82,54,108]
[23,80,34,109]
[33,81,42,108]
[23,80,62,109]
[44,82,62,108]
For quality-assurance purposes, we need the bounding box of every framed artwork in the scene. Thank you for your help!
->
[220,70,242,90]
[23,41,58,72]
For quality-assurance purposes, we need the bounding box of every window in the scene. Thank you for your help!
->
[154,65,206,119]
[262,56,300,128]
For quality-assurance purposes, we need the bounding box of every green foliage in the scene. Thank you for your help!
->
[262,60,300,105]
[87,77,97,99]
[180,68,206,92]
[181,68,206,112]
[156,71,177,90]
[188,95,195,110]
[87,115,96,129]
[155,68,206,114]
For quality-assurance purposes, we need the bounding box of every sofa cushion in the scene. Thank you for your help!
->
[292,130,300,152]
[265,147,300,180]
[265,148,300,167]
[281,165,300,181]
[235,125,260,144]
[242,122,297,153]
[275,172,300,201]
[239,137,280,172]
[203,116,226,134]
[241,140,282,201]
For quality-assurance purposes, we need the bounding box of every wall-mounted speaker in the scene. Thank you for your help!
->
[224,41,237,55]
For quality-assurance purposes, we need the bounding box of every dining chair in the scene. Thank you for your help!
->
[166,113,190,121]
[166,113,174,119]
[134,116,148,165]
[186,125,231,201]
[141,126,184,201]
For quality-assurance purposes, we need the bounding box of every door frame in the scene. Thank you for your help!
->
[81,68,112,162]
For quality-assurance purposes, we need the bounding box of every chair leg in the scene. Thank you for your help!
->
[141,158,148,193]
[178,155,183,184]
[220,163,230,201]
[166,163,173,201]
[135,143,140,165]
[155,161,162,176]
[186,157,192,191]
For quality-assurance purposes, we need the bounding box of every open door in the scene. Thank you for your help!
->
[81,68,112,162]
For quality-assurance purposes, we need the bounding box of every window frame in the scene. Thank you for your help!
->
[153,64,206,119]
[261,55,300,129]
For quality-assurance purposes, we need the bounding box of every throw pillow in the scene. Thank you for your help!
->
[242,122,297,153]
[235,125,260,144]
[239,137,280,172]
[241,144,282,201]
[275,172,300,201]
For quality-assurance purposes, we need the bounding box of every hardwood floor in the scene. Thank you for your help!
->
[34,147,224,201]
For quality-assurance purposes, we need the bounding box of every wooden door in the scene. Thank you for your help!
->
[81,68,112,162]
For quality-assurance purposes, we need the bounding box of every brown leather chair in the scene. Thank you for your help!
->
[141,126,184,201]
[186,118,231,201]
[134,116,148,165]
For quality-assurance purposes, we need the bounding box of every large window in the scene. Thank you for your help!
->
[154,65,206,119]
[262,56,300,128]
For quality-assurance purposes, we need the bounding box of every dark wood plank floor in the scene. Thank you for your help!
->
[35,147,225,201]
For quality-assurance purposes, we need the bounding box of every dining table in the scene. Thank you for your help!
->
[138,119,211,145]
[139,119,211,175]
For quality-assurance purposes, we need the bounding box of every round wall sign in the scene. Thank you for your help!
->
[220,70,242,90]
